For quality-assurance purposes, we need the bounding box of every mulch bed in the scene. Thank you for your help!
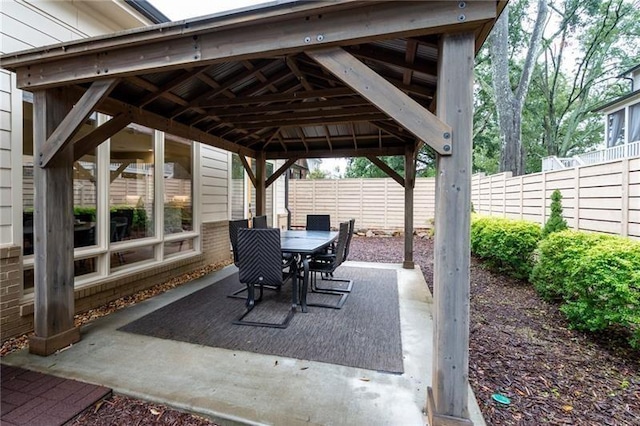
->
[349,235,640,425]
[3,236,638,425]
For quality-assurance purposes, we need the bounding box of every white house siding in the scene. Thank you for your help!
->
[0,0,151,245]
[200,145,229,223]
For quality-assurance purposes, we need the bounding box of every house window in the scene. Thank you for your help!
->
[231,154,245,220]
[109,124,155,242]
[607,110,625,147]
[629,102,640,143]
[164,134,193,235]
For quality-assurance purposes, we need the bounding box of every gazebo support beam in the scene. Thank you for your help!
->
[403,144,416,269]
[428,33,475,426]
[307,47,452,155]
[73,112,132,161]
[29,88,80,356]
[266,158,298,188]
[255,151,267,216]
[40,78,119,167]
[366,155,405,187]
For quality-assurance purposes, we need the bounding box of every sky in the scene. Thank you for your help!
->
[151,0,269,21]
[149,0,346,177]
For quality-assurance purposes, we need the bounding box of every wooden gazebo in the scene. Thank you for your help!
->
[0,1,504,424]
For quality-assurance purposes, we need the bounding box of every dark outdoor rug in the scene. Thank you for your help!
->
[119,266,404,374]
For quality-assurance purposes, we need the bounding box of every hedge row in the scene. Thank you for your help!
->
[471,216,640,348]
[470,216,542,280]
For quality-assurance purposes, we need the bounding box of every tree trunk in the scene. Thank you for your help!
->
[490,0,548,176]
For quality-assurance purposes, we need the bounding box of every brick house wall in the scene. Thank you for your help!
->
[0,220,231,342]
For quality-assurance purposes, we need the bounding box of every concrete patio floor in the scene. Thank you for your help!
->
[1,262,485,426]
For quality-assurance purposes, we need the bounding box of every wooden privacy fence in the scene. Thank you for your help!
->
[472,157,640,239]
[289,157,639,239]
[289,178,436,231]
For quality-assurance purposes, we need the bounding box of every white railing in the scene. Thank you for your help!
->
[542,140,640,171]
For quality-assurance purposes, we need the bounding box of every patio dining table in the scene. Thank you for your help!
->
[280,230,338,312]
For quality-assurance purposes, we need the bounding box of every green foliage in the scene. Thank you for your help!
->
[471,216,542,280]
[73,206,96,220]
[530,230,610,300]
[542,189,568,238]
[561,239,640,348]
[344,151,436,179]
[530,230,640,348]
[307,168,327,179]
[474,0,640,175]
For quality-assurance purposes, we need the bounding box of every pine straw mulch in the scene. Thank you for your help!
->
[2,236,639,425]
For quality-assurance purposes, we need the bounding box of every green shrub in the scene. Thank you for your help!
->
[73,206,97,220]
[560,238,640,348]
[542,189,568,238]
[471,216,542,280]
[530,230,611,301]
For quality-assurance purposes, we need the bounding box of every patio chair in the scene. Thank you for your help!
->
[304,221,351,309]
[233,228,295,328]
[317,218,355,294]
[228,218,283,299]
[306,214,331,231]
[252,215,268,229]
[229,219,249,266]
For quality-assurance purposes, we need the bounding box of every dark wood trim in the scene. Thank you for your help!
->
[266,158,298,188]
[238,154,256,188]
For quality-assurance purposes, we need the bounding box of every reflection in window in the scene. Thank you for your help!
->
[164,239,194,258]
[630,102,640,143]
[75,257,98,277]
[249,160,274,226]
[231,154,245,220]
[109,125,154,241]
[23,268,34,293]
[110,245,155,271]
[164,135,193,234]
[607,110,625,147]
[22,102,34,256]
[73,119,98,248]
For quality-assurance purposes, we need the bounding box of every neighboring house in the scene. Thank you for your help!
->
[543,64,640,171]
[0,0,287,341]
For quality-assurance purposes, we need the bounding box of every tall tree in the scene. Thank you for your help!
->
[537,0,640,158]
[490,0,548,176]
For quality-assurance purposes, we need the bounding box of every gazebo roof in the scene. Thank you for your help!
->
[1,1,503,161]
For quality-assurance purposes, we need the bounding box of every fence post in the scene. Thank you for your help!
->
[502,174,507,218]
[489,175,495,216]
[519,175,524,220]
[574,167,580,230]
[541,171,547,226]
[621,159,630,237]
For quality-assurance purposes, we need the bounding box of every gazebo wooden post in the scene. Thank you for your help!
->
[255,151,267,216]
[428,32,475,426]
[29,88,80,356]
[403,143,416,269]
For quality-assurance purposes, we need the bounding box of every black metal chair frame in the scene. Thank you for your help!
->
[232,228,295,328]
[316,218,355,294]
[304,221,352,309]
